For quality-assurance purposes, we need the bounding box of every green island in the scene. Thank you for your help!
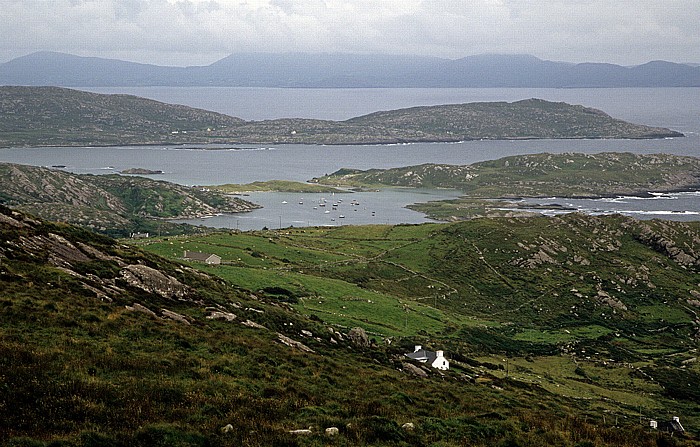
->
[210,180,347,194]
[313,152,700,220]
[0,86,682,147]
[3,204,700,446]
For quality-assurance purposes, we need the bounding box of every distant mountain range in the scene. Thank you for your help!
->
[1,52,699,88]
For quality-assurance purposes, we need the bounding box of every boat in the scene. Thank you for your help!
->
[324,210,330,214]
[339,215,345,218]
[281,201,288,204]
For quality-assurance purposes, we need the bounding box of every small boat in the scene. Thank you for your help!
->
[281,201,288,204]
[339,215,345,218]
[324,210,330,214]
[299,201,304,205]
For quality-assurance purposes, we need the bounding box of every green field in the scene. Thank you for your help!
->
[5,204,700,446]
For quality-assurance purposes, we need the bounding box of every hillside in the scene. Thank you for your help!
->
[3,205,700,446]
[313,152,700,219]
[0,162,259,236]
[2,51,700,87]
[0,87,682,147]
[136,214,700,444]
[0,86,243,147]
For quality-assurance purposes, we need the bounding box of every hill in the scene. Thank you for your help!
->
[136,213,700,444]
[3,205,700,446]
[313,152,700,219]
[2,51,700,87]
[0,87,682,147]
[0,86,243,147]
[315,152,700,196]
[0,162,259,237]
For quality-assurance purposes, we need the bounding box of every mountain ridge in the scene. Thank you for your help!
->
[2,51,699,87]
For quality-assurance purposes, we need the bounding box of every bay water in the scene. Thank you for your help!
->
[1,87,698,229]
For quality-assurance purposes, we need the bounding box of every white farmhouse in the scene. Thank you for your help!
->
[405,345,450,370]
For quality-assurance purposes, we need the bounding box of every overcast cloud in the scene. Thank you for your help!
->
[1,0,698,66]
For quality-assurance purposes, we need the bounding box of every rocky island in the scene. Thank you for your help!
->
[313,152,700,220]
[0,86,682,147]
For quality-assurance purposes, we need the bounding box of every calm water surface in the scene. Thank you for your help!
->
[2,87,699,228]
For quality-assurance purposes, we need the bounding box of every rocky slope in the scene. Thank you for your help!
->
[0,162,259,236]
[314,152,700,197]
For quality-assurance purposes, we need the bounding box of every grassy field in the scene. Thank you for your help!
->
[4,204,700,445]
[133,214,700,442]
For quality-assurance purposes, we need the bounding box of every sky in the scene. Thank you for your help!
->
[1,0,699,66]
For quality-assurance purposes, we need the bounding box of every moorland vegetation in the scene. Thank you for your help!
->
[3,203,700,446]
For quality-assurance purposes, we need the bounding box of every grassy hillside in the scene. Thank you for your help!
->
[5,207,700,446]
[0,163,259,237]
[6,207,696,446]
[314,153,700,197]
[135,214,700,445]
[0,87,682,147]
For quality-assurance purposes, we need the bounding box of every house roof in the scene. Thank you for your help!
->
[406,349,441,364]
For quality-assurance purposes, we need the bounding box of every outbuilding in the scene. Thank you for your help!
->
[183,250,221,265]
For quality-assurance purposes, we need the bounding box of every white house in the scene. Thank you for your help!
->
[183,250,222,265]
[405,345,450,370]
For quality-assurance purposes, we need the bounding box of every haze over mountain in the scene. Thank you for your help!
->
[2,51,699,88]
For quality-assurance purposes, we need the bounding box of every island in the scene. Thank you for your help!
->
[312,152,700,220]
[210,180,347,194]
[120,168,164,175]
[0,86,682,147]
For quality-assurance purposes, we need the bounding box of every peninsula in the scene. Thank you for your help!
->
[312,152,700,220]
[0,162,259,237]
[0,86,682,147]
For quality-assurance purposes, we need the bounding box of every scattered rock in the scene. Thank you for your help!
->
[402,422,415,431]
[241,319,266,329]
[206,310,237,321]
[120,264,189,299]
[301,329,313,337]
[325,427,339,436]
[403,362,428,378]
[221,424,234,434]
[289,428,313,435]
[597,290,627,311]
[277,333,315,353]
[348,327,370,348]
[126,302,157,318]
[161,308,191,325]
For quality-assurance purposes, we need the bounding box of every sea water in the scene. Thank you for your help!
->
[1,87,699,229]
